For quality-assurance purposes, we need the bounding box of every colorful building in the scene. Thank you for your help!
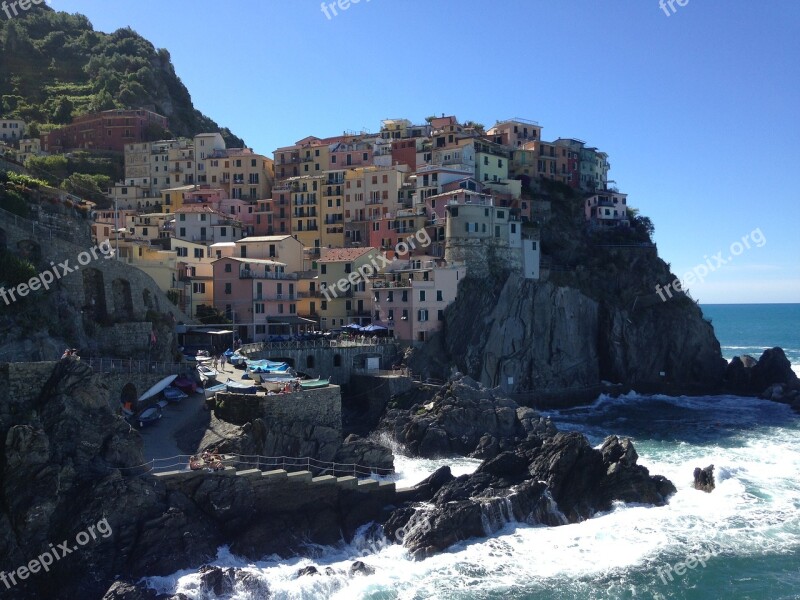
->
[42,109,167,153]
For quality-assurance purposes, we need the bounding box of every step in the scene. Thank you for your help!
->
[262,469,288,480]
[311,475,337,485]
[286,470,313,483]
[236,468,261,477]
[356,479,379,490]
[336,476,358,489]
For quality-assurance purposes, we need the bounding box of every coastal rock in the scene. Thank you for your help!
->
[333,434,394,473]
[693,465,716,493]
[101,581,160,600]
[197,566,235,597]
[296,566,319,578]
[380,376,557,458]
[391,431,675,558]
[443,275,726,396]
[349,561,376,576]
[395,465,455,504]
[726,347,799,396]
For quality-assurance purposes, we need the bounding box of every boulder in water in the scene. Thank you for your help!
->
[693,465,716,493]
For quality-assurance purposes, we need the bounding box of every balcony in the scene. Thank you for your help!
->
[371,280,411,289]
[240,270,298,280]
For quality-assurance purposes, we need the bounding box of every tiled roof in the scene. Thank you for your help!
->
[319,247,377,263]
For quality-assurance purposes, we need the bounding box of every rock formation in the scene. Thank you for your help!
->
[693,465,715,493]
[726,347,800,406]
[381,376,676,558]
[379,373,556,459]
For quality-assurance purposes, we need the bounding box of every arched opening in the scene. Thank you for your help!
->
[333,354,342,367]
[82,268,108,321]
[16,239,41,263]
[142,289,155,311]
[306,355,315,369]
[112,279,134,320]
[120,383,137,409]
[0,228,7,251]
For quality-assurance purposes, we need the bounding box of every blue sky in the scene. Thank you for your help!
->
[48,0,800,303]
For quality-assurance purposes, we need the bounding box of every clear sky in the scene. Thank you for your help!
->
[48,0,800,303]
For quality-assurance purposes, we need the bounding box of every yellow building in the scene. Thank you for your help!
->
[320,169,346,249]
[318,247,382,329]
[287,175,322,250]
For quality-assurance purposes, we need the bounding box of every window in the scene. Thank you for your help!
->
[255,304,265,314]
[419,290,426,301]
[278,304,284,314]
[387,291,393,302]
[437,290,443,301]
[193,248,203,259]
[224,283,232,294]
[417,309,428,322]
[179,227,186,238]
[193,283,206,294]
[438,310,445,321]
[345,263,352,273]
[225,263,232,272]
[402,291,408,302]
[321,264,327,274]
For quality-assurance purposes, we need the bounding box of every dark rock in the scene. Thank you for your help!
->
[198,566,235,597]
[395,466,455,503]
[334,434,394,474]
[234,570,271,597]
[101,581,160,600]
[295,566,319,578]
[726,348,799,396]
[693,465,715,493]
[349,561,375,576]
[392,431,676,559]
[379,377,556,458]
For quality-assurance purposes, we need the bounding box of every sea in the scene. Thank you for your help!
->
[147,303,800,599]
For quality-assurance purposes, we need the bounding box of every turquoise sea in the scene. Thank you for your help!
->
[149,304,800,599]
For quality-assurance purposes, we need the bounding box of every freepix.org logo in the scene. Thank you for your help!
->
[1,0,49,20]
[0,239,116,307]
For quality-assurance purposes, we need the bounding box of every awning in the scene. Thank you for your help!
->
[267,316,316,325]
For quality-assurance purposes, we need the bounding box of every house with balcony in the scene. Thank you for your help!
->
[0,119,26,141]
[212,256,312,342]
[173,205,243,245]
[584,190,629,229]
[487,118,542,149]
[318,247,382,330]
[235,235,304,273]
[369,256,466,342]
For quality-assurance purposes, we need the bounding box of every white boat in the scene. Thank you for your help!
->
[197,365,218,382]
[137,406,162,428]
[163,387,188,403]
[138,375,178,403]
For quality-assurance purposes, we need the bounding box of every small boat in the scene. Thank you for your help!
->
[261,378,299,392]
[163,387,188,403]
[229,353,248,367]
[224,379,259,394]
[197,365,218,382]
[137,406,162,428]
[173,375,198,394]
[248,366,295,384]
[138,375,178,403]
[300,378,329,389]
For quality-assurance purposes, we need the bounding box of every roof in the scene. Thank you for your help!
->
[213,257,287,267]
[210,242,236,248]
[237,235,295,243]
[174,205,228,217]
[319,247,377,263]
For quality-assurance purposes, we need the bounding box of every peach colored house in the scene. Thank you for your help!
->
[370,257,466,342]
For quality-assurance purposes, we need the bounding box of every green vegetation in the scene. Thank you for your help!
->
[196,304,231,325]
[0,250,37,287]
[0,8,244,147]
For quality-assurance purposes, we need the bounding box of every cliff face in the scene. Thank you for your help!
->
[442,266,726,395]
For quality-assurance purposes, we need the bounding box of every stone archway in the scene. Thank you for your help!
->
[16,239,41,263]
[120,383,137,406]
[82,268,108,320]
[111,278,134,320]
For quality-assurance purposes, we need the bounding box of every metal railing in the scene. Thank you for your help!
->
[122,453,394,478]
[0,205,63,241]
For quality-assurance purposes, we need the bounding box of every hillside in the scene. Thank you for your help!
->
[0,7,244,147]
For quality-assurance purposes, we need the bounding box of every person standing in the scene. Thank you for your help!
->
[220,353,228,372]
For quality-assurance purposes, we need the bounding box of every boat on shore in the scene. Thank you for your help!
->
[163,387,188,403]
[261,378,299,392]
[197,365,218,382]
[138,375,178,403]
[224,379,259,394]
[300,378,329,389]
[137,406,162,428]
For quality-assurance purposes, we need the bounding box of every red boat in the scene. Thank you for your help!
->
[173,375,197,394]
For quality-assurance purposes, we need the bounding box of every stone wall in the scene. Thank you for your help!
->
[246,343,399,385]
[347,373,414,431]
[215,385,342,430]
